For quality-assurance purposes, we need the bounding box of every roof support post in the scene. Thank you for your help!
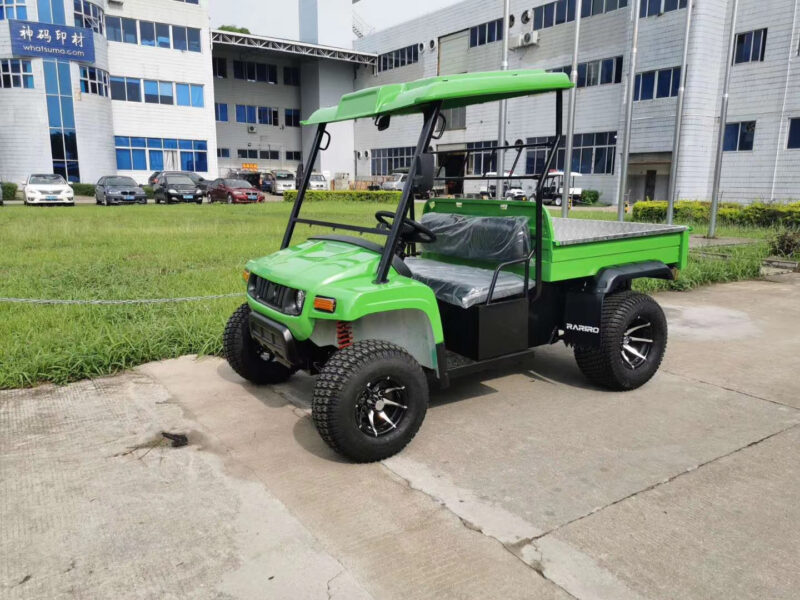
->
[562,0,582,217]
[495,0,511,200]
[375,102,442,284]
[281,123,327,249]
[667,0,693,225]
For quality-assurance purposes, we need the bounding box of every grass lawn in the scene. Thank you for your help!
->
[0,202,770,389]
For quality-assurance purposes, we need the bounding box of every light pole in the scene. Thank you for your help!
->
[562,2,582,217]
[495,0,510,200]
[616,0,641,221]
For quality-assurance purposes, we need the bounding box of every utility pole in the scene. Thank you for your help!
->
[616,0,640,221]
[667,0,694,225]
[495,0,510,200]
[562,1,582,217]
[709,0,740,238]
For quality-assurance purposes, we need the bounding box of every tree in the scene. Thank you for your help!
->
[218,25,251,34]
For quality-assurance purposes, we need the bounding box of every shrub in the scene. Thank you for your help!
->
[283,190,402,203]
[142,186,155,199]
[2,182,18,200]
[768,229,800,258]
[71,183,96,196]
[632,200,800,228]
[581,189,601,205]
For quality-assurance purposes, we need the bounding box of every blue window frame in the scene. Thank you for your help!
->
[215,102,228,122]
[788,119,800,150]
[187,28,201,52]
[190,84,203,107]
[106,16,122,41]
[285,109,301,127]
[140,21,156,46]
[258,106,278,125]
[236,104,258,124]
[735,29,768,64]
[44,59,80,181]
[176,83,190,106]
[149,150,164,170]
[217,148,230,158]
[159,81,173,104]
[144,80,159,103]
[0,59,34,89]
[115,136,207,171]
[0,0,28,20]
[157,23,171,48]
[74,0,104,34]
[634,66,681,101]
[723,121,756,152]
[173,26,187,50]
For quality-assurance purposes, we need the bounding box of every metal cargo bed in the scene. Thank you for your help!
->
[549,218,688,246]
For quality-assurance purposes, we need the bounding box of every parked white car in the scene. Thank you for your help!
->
[24,174,74,206]
[309,173,329,190]
[272,170,296,194]
[381,173,407,191]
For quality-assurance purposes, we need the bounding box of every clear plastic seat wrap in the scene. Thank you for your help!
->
[405,213,533,309]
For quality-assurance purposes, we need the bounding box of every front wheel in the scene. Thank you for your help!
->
[223,303,294,384]
[312,340,428,463]
[574,291,667,391]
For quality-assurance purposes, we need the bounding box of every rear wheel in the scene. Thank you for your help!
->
[223,303,294,384]
[312,340,428,462]
[574,291,667,391]
[554,196,562,206]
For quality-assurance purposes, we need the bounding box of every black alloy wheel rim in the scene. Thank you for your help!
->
[355,377,408,438]
[620,316,654,370]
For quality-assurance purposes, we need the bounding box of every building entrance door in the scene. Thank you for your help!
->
[645,170,657,201]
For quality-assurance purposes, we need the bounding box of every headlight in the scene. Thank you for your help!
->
[293,290,306,315]
[196,188,203,194]
[168,188,177,194]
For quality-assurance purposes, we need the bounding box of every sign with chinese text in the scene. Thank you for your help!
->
[241,163,259,171]
[10,20,95,64]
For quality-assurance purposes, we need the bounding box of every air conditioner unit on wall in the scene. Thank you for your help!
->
[510,30,539,50]
[247,125,257,134]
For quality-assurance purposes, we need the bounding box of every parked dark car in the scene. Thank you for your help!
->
[95,176,147,205]
[208,178,265,204]
[152,171,209,196]
[153,173,204,204]
[147,171,162,186]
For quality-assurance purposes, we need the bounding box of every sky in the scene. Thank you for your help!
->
[210,0,463,41]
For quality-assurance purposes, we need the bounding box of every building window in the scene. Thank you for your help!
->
[45,60,80,182]
[639,0,686,18]
[141,80,173,104]
[0,0,27,20]
[634,66,680,100]
[110,76,141,102]
[286,150,302,162]
[174,83,203,107]
[466,141,498,174]
[534,0,627,31]
[174,0,199,4]
[285,109,301,127]
[258,106,279,125]
[378,45,419,72]
[107,17,199,52]
[469,19,503,48]
[139,21,171,47]
[0,59,34,89]
[106,16,138,44]
[734,29,768,64]
[551,56,623,88]
[525,136,558,175]
[371,147,415,176]
[788,119,800,149]
[233,60,277,83]
[213,57,227,78]
[259,150,280,160]
[74,0,104,34]
[723,121,756,151]
[79,66,109,97]
[215,102,228,122]
[572,131,616,174]
[116,136,207,171]
[284,66,300,85]
[441,107,466,130]
[238,149,258,159]
[235,104,256,124]
[217,147,230,158]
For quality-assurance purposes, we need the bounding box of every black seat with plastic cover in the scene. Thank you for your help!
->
[405,213,534,309]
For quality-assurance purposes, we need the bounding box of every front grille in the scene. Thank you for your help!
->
[249,275,293,312]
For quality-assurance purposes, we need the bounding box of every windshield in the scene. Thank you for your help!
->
[274,171,294,180]
[225,179,253,188]
[165,175,194,185]
[30,174,66,185]
[106,177,138,187]
[311,174,325,181]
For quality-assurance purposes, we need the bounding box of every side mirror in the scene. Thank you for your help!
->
[375,114,391,131]
[413,153,434,195]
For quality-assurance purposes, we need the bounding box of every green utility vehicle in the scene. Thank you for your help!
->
[223,70,689,462]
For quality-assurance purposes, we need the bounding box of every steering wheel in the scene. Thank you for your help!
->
[375,210,437,244]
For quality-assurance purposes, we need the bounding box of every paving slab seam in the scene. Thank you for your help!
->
[528,421,800,543]
[379,461,582,600]
[661,369,800,411]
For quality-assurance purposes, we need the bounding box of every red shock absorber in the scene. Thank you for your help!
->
[336,321,353,349]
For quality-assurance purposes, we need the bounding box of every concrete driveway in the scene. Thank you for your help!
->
[2,275,799,599]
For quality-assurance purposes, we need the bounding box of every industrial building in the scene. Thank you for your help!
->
[1,0,798,204]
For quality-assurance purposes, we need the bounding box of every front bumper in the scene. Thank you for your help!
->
[249,310,303,367]
[26,196,73,204]
[165,193,203,203]
[108,195,147,205]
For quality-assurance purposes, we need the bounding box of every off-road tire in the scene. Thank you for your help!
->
[312,340,428,463]
[223,303,293,384]
[574,291,667,391]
